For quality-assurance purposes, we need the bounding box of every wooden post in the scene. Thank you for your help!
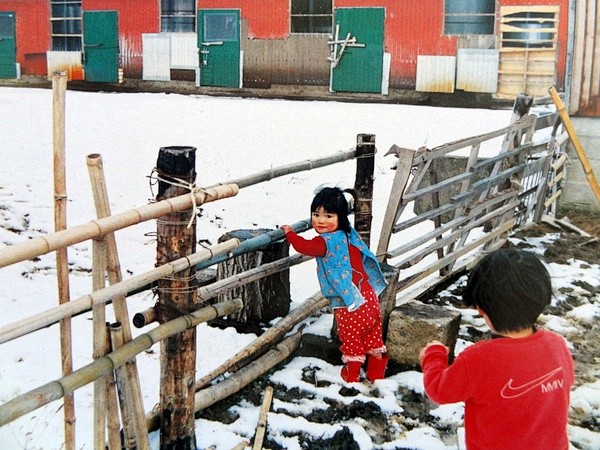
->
[549,86,600,202]
[332,134,377,341]
[353,134,376,246]
[155,146,198,450]
[427,161,447,275]
[52,70,76,450]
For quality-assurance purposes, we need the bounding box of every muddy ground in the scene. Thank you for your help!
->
[198,208,600,449]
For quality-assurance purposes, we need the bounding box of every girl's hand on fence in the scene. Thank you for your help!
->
[281,225,293,234]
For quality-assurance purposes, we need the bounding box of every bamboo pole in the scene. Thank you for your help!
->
[92,239,107,450]
[0,299,243,427]
[252,386,273,450]
[136,253,310,328]
[215,148,357,189]
[147,329,302,432]
[126,219,311,299]
[105,324,122,450]
[194,331,300,416]
[0,221,314,342]
[52,70,75,450]
[230,441,249,450]
[87,154,150,450]
[198,253,310,303]
[548,86,600,202]
[0,239,240,344]
[195,220,312,271]
[110,323,137,450]
[0,183,239,269]
[0,148,358,270]
[193,291,328,391]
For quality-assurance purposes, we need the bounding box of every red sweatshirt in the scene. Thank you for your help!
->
[421,329,574,450]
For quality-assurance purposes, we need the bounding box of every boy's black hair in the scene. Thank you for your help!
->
[310,187,351,233]
[462,248,552,333]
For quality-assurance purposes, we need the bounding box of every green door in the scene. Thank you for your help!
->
[0,12,17,79]
[83,10,119,83]
[331,7,385,93]
[198,9,240,88]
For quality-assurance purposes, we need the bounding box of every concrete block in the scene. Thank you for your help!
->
[386,301,462,370]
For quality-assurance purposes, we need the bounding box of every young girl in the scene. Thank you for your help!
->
[281,187,388,383]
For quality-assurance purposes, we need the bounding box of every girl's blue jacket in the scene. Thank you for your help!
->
[315,228,387,311]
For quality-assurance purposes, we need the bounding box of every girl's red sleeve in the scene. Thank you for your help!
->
[284,230,326,257]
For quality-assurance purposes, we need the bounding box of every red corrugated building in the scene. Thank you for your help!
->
[1,0,596,114]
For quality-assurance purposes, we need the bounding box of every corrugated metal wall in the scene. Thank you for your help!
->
[0,1,50,75]
[205,0,289,39]
[569,0,600,116]
[83,0,159,78]
[456,49,499,93]
[415,55,456,93]
[0,0,577,97]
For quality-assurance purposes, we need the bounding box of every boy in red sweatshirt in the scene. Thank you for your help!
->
[420,248,574,450]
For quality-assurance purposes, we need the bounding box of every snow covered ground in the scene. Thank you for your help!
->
[0,87,598,449]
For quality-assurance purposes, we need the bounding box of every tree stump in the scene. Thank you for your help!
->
[217,229,291,326]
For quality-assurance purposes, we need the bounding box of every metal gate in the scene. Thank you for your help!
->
[197,9,241,88]
[0,12,17,79]
[83,10,119,83]
[330,7,384,94]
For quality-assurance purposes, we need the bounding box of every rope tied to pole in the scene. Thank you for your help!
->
[152,172,211,229]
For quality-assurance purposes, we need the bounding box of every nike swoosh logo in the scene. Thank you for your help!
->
[501,367,563,399]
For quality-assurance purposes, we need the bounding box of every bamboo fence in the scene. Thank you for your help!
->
[0,299,243,427]
[0,99,569,444]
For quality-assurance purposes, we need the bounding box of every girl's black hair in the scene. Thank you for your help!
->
[310,187,352,233]
[462,248,552,333]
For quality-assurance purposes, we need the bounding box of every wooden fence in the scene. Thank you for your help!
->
[376,99,568,305]
[0,94,568,448]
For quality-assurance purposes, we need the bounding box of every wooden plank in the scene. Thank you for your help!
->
[402,171,474,204]
[393,202,457,233]
[501,5,559,15]
[412,117,536,166]
[389,199,518,262]
[376,146,415,261]
[252,386,274,450]
[395,220,515,294]
[569,0,587,112]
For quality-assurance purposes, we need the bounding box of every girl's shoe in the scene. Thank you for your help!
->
[366,354,389,382]
[340,361,363,383]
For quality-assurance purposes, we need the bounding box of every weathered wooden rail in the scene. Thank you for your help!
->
[0,94,567,447]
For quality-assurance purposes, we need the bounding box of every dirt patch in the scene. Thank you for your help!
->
[513,209,600,265]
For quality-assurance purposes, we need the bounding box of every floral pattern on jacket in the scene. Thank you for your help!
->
[315,228,387,311]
